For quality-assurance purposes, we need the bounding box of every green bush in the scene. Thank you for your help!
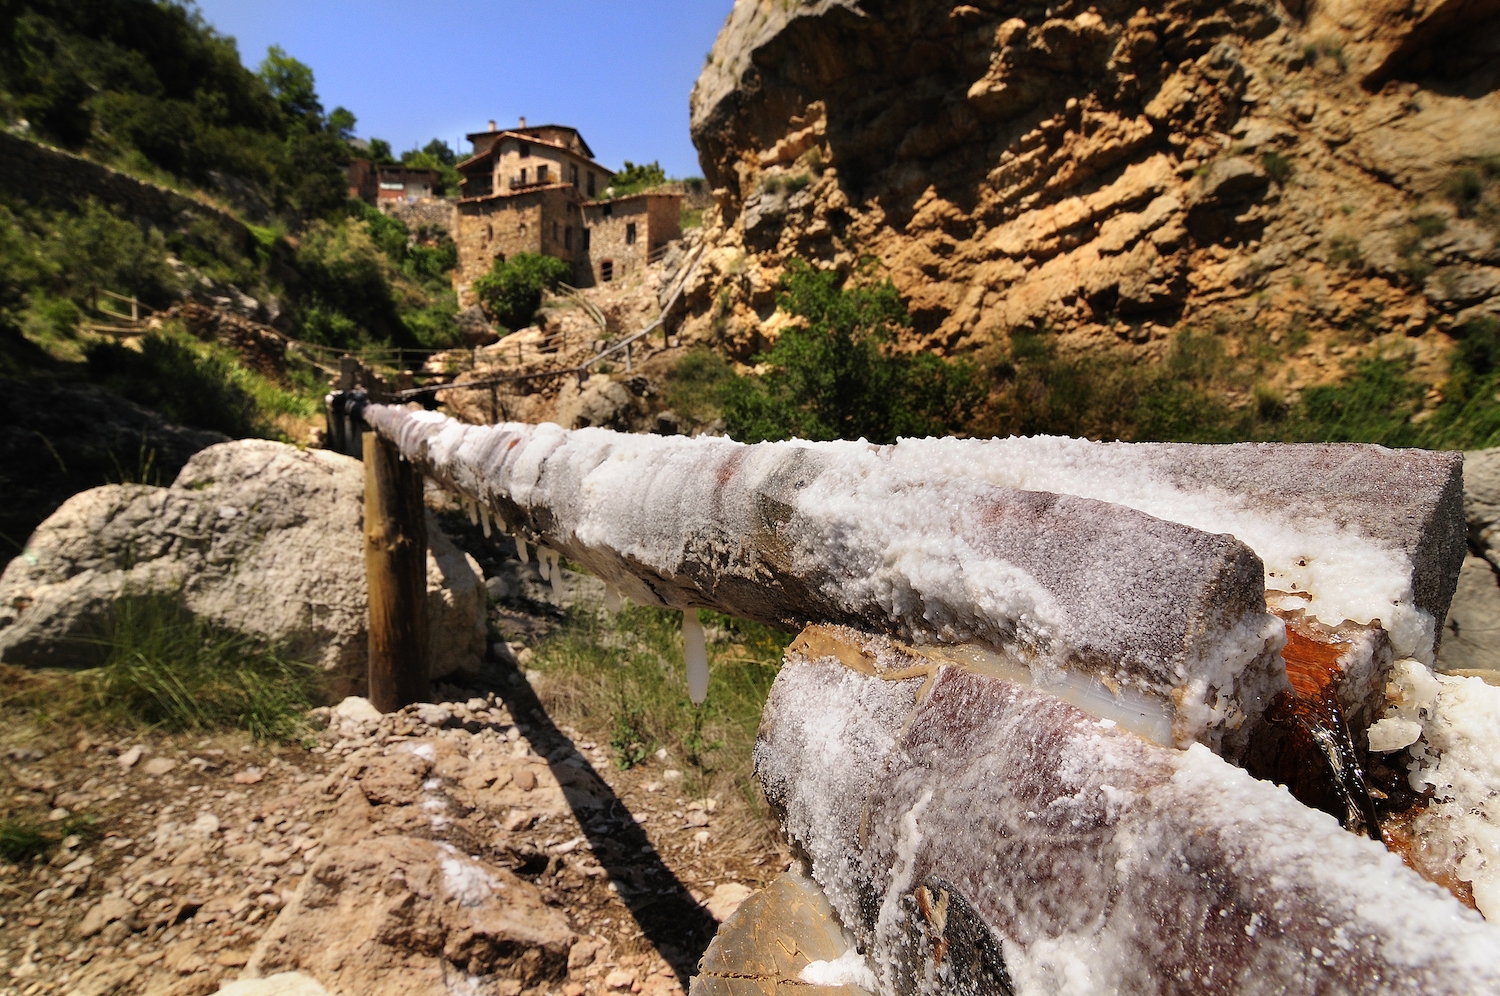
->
[662,348,736,431]
[86,328,260,436]
[1261,151,1293,185]
[720,260,984,443]
[472,252,571,332]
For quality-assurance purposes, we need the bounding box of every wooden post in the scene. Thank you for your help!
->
[364,431,428,712]
[325,395,345,454]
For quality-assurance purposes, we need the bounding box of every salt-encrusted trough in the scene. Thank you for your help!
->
[752,629,1500,996]
[358,405,1290,752]
[339,401,1497,996]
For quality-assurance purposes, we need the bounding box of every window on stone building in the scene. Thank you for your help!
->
[520,142,531,158]
[582,228,591,251]
[520,167,528,185]
[588,173,596,197]
[553,221,559,242]
[565,226,573,249]
[602,204,613,218]
[570,165,579,186]
[601,260,614,282]
[485,224,493,242]
[626,223,637,245]
[538,164,549,183]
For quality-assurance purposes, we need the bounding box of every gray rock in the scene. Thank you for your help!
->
[554,374,636,430]
[246,836,574,992]
[1191,157,1268,204]
[1426,265,1500,308]
[1464,448,1500,567]
[1434,451,1500,676]
[0,440,485,691]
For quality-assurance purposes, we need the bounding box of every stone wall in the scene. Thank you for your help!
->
[582,194,683,285]
[0,131,254,255]
[455,188,585,305]
[379,197,458,239]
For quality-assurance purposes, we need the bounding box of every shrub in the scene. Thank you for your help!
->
[720,261,985,443]
[1261,151,1293,185]
[87,328,261,436]
[662,348,736,431]
[1327,235,1364,269]
[472,252,571,332]
[293,216,411,347]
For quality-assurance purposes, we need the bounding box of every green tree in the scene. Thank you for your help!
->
[720,261,985,443]
[328,106,357,142]
[367,138,395,164]
[419,138,456,166]
[608,160,667,196]
[472,252,570,332]
[257,45,320,121]
[400,142,462,196]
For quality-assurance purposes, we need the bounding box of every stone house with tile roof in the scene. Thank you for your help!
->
[454,119,682,303]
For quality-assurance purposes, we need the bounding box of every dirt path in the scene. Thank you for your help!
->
[0,652,789,996]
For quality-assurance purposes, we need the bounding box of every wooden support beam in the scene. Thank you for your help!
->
[363,431,429,712]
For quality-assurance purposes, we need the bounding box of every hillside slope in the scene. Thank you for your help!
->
[683,0,1500,411]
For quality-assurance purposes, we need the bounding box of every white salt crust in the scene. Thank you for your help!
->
[761,651,1500,996]
[890,436,1452,662]
[799,947,881,990]
[360,410,1284,750]
[1381,660,1500,919]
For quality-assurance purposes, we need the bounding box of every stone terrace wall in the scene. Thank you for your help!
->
[379,197,458,238]
[0,132,254,255]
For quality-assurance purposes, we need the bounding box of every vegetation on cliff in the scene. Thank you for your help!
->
[720,261,985,443]
[703,260,1500,452]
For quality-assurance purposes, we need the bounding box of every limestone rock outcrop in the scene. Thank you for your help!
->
[245,835,574,993]
[0,439,486,689]
[685,0,1500,387]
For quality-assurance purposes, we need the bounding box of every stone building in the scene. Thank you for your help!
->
[454,119,682,300]
[347,160,439,204]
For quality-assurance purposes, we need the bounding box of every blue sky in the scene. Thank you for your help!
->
[192,1,736,177]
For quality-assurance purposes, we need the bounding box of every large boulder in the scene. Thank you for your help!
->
[0,440,485,690]
[245,835,574,992]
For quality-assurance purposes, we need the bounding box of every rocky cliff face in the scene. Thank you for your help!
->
[684,0,1500,390]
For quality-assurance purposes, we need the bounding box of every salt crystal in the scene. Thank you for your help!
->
[684,609,708,705]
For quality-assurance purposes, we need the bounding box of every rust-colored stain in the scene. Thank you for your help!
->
[1254,624,1383,842]
[1280,628,1346,702]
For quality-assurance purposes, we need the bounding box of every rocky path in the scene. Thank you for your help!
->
[0,658,787,996]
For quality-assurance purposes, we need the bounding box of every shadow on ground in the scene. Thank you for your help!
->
[479,653,721,984]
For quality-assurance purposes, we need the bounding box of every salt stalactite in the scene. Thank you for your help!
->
[604,583,622,615]
[465,497,478,527]
[683,608,709,705]
[480,505,492,538]
[516,537,529,564]
[538,547,551,581]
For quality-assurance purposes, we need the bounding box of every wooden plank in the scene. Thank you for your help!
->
[363,431,428,712]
